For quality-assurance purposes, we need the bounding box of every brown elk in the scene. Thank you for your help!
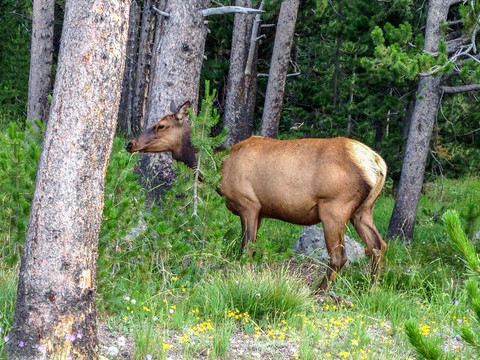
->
[126,102,387,290]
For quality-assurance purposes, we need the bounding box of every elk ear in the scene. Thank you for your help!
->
[170,100,177,114]
[174,101,191,124]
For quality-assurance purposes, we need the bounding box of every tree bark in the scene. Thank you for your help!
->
[223,0,256,147]
[6,0,130,358]
[260,0,300,138]
[135,0,209,206]
[117,0,140,135]
[387,0,449,240]
[131,0,158,134]
[27,0,55,125]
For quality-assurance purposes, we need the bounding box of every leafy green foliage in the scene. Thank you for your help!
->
[0,0,31,118]
[404,319,445,360]
[406,210,480,358]
[96,83,240,311]
[0,121,43,265]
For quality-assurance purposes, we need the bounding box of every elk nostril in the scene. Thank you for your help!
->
[126,142,133,152]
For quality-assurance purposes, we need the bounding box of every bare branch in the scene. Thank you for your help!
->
[202,6,264,16]
[210,0,225,6]
[447,19,463,26]
[257,72,301,78]
[152,6,170,17]
[442,83,480,94]
[447,36,468,54]
[447,0,464,6]
[245,1,265,76]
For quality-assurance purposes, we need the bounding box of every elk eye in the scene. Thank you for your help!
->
[156,124,165,131]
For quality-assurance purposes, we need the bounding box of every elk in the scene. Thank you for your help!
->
[126,102,387,290]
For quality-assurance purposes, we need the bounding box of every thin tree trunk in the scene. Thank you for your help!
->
[260,0,300,138]
[387,0,449,240]
[135,0,209,206]
[132,0,157,134]
[332,37,341,107]
[6,1,130,358]
[223,0,255,147]
[244,1,263,134]
[27,0,55,125]
[117,0,140,135]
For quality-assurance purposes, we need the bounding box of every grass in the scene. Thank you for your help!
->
[1,126,480,358]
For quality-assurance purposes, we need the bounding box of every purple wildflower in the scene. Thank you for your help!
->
[3,336,9,342]
[18,341,25,347]
[37,344,46,352]
[108,346,119,356]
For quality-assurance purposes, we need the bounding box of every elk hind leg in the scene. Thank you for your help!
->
[351,206,387,284]
[240,209,261,256]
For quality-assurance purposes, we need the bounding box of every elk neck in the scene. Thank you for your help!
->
[173,131,196,169]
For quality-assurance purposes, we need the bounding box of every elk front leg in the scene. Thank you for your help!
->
[318,210,349,291]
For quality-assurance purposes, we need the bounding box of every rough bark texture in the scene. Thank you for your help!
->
[27,0,55,125]
[135,0,209,205]
[6,1,130,358]
[386,0,449,240]
[223,0,255,147]
[132,0,158,134]
[260,0,300,138]
[117,0,140,134]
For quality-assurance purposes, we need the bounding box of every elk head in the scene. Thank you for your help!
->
[126,101,194,165]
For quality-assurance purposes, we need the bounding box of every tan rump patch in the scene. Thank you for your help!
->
[347,140,387,187]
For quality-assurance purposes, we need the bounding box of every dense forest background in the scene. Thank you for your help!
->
[2,0,479,184]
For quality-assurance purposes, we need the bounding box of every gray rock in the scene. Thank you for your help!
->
[474,230,480,241]
[291,225,366,266]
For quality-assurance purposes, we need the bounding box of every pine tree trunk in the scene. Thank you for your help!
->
[131,0,158,134]
[117,0,140,135]
[260,0,300,138]
[6,1,130,358]
[135,0,209,205]
[27,0,55,125]
[223,0,255,147]
[386,0,450,240]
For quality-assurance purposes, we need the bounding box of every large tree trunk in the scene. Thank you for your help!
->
[135,0,209,206]
[386,0,451,240]
[260,0,300,138]
[27,0,55,125]
[6,1,130,358]
[117,0,140,135]
[223,0,255,147]
[131,0,158,134]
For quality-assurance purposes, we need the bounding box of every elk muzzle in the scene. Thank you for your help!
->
[125,141,136,153]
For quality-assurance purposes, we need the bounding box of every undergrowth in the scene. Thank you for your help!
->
[1,89,480,358]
